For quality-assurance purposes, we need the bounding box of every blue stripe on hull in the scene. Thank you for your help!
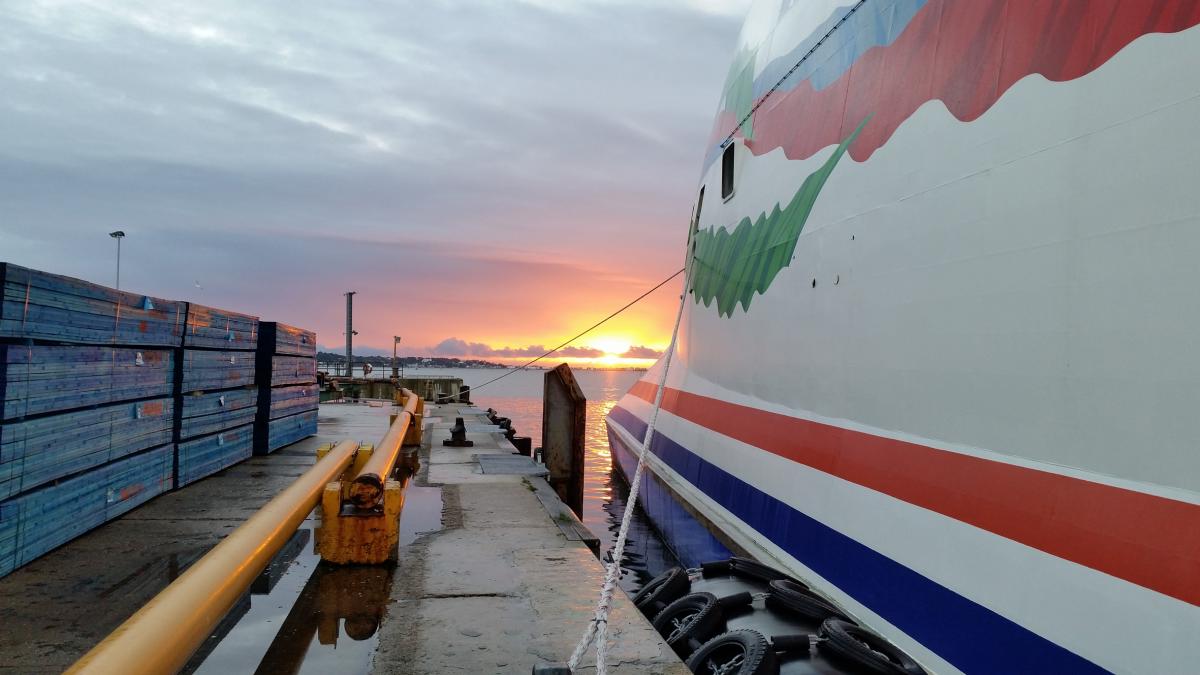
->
[607,405,1106,675]
[606,418,731,566]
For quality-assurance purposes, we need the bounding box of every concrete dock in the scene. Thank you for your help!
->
[0,400,684,674]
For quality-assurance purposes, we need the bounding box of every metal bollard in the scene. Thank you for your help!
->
[442,417,474,447]
[511,436,532,456]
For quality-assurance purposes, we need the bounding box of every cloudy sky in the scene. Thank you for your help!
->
[0,0,750,363]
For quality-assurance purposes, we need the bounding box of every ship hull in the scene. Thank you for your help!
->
[610,2,1200,672]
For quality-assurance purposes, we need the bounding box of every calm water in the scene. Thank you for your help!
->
[405,366,680,592]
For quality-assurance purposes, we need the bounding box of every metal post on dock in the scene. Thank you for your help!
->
[392,335,402,379]
[344,291,356,377]
[542,363,586,518]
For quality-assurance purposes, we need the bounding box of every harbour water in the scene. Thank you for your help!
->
[378,365,680,593]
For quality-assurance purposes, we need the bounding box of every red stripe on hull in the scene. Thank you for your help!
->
[716,0,1200,163]
[627,382,1200,606]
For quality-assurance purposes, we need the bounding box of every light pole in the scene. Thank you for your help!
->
[344,291,357,378]
[109,231,125,291]
[392,336,402,379]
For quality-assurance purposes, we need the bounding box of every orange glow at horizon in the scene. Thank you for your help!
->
[340,268,684,369]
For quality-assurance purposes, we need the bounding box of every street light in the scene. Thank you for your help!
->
[392,336,403,379]
[109,231,125,291]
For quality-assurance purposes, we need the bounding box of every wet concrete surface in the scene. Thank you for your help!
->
[0,403,400,674]
[0,400,681,674]
[372,403,686,674]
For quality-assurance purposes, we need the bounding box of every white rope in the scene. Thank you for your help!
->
[567,279,689,673]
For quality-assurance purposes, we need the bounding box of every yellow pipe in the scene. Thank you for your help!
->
[349,389,418,507]
[66,439,362,675]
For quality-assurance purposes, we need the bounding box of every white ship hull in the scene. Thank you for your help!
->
[608,2,1200,673]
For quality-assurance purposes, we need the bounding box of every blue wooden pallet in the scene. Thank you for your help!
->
[184,303,259,351]
[255,409,317,455]
[0,344,173,421]
[0,263,185,347]
[0,444,172,578]
[176,423,254,488]
[180,350,256,394]
[0,397,173,500]
[267,384,318,419]
[269,356,316,387]
[258,322,316,358]
[179,388,258,441]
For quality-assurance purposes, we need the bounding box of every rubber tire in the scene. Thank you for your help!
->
[818,619,925,675]
[632,566,690,617]
[652,592,726,659]
[701,556,803,586]
[685,629,778,675]
[765,579,847,623]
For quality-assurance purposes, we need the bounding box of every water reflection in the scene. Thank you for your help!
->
[191,448,442,675]
[254,564,392,675]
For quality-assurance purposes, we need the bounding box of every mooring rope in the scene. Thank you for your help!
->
[433,267,685,402]
[566,265,689,674]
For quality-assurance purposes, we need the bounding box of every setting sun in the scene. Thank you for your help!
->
[588,337,632,357]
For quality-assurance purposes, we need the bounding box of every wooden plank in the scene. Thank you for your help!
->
[0,263,185,347]
[255,409,317,455]
[1,344,174,421]
[258,322,316,357]
[267,384,318,419]
[0,397,173,500]
[0,444,172,578]
[176,423,254,488]
[184,303,259,351]
[179,388,258,441]
[269,356,316,387]
[180,349,256,394]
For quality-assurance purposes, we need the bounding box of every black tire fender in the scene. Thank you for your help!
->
[651,592,726,659]
[765,579,848,623]
[700,556,803,586]
[685,629,778,675]
[632,566,690,617]
[818,618,925,675]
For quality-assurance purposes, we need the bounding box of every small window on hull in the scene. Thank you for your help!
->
[721,143,735,200]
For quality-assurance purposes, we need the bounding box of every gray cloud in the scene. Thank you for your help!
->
[429,337,603,359]
[0,0,746,348]
[621,345,664,359]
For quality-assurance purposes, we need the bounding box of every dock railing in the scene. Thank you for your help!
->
[67,389,424,674]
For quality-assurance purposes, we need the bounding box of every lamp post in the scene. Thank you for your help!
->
[109,231,125,291]
[344,291,357,378]
[392,336,402,379]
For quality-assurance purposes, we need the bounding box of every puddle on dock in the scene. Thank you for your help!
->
[184,452,442,675]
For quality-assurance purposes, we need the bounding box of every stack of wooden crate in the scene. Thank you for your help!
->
[0,264,179,576]
[254,322,318,454]
[0,263,320,578]
[176,305,259,487]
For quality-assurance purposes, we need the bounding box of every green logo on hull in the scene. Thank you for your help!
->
[691,119,866,317]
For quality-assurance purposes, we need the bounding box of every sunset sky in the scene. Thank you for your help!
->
[0,0,750,367]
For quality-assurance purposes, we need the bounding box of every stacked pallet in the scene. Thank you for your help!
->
[0,264,181,577]
[177,305,259,487]
[0,264,320,577]
[0,263,185,345]
[255,322,318,454]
